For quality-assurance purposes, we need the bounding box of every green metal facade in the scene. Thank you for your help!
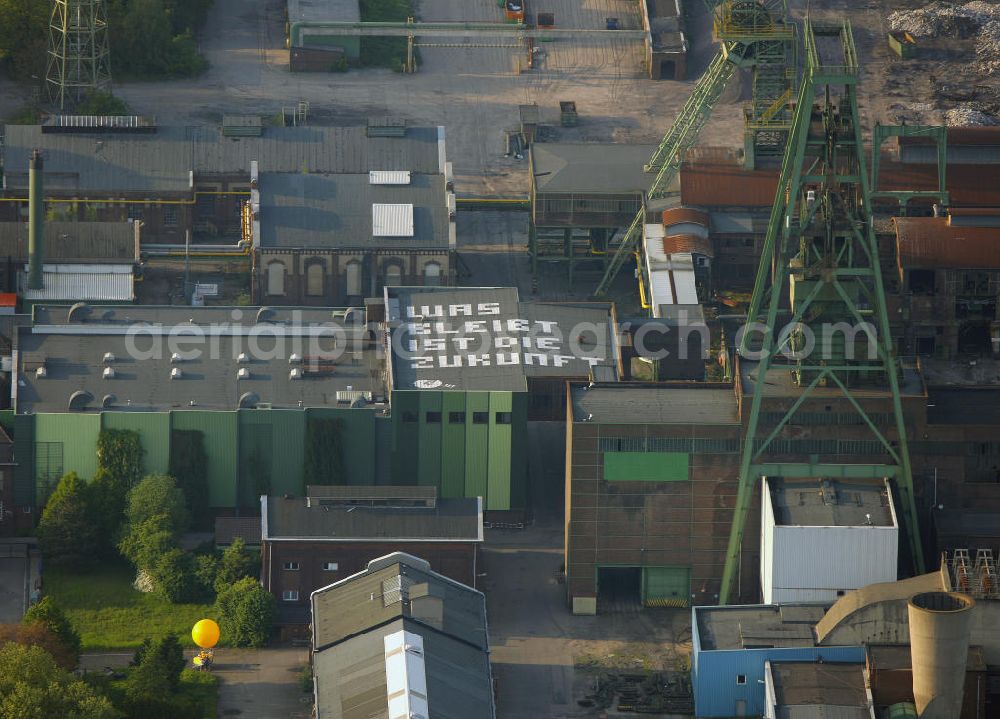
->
[391,390,527,510]
[22,408,377,508]
[641,566,691,607]
[603,452,689,482]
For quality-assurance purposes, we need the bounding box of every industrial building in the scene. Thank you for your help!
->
[261,486,482,616]
[760,477,899,604]
[764,662,874,719]
[309,552,495,719]
[641,0,688,81]
[1,119,454,305]
[286,0,360,71]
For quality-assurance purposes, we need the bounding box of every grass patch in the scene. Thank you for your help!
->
[178,668,219,719]
[45,562,216,651]
[359,0,417,69]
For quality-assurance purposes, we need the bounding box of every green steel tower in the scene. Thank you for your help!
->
[594,0,794,298]
[45,0,113,110]
[718,19,925,605]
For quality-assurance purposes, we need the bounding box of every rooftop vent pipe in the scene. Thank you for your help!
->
[28,149,44,290]
[908,591,975,719]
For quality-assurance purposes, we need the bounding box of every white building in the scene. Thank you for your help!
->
[761,477,899,604]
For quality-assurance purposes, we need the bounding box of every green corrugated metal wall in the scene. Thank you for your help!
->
[464,392,490,503]
[34,414,100,499]
[306,408,376,486]
[510,394,528,509]
[102,412,171,475]
[641,566,690,607]
[13,414,35,506]
[171,411,238,507]
[390,393,420,485]
[439,392,466,498]
[604,452,689,482]
[238,409,305,498]
[487,392,512,510]
[0,410,14,434]
[417,393,442,487]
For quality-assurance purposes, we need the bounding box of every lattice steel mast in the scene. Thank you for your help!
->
[718,19,925,604]
[45,0,113,110]
[594,0,794,298]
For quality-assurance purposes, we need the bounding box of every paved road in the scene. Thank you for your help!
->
[215,646,312,719]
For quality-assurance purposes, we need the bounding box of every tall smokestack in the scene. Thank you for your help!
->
[28,149,44,290]
[908,591,975,719]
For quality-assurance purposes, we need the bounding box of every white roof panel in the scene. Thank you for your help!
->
[373,204,414,237]
[21,264,134,302]
[384,630,429,719]
[369,170,412,185]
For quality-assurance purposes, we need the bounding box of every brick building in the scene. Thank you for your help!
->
[261,487,482,618]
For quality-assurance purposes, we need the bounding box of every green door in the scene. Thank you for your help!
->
[641,566,690,608]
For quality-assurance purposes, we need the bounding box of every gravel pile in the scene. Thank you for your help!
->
[943,106,1000,126]
[888,1,1000,74]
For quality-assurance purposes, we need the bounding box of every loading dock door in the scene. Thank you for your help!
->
[642,566,690,607]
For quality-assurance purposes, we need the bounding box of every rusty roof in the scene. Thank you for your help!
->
[894,217,1000,270]
[663,233,713,257]
[680,162,779,207]
[681,158,1000,209]
[662,207,709,226]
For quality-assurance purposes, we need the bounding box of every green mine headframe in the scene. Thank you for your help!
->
[719,19,925,605]
[594,0,794,299]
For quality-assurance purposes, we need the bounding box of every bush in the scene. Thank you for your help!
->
[38,473,98,565]
[119,513,176,569]
[126,475,191,534]
[97,429,145,489]
[215,577,274,648]
[153,549,199,604]
[214,538,259,594]
[0,623,77,671]
[22,597,81,668]
[75,91,130,116]
[193,554,219,599]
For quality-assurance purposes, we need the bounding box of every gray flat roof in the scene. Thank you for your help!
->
[927,387,1000,425]
[30,304,357,326]
[17,305,377,412]
[0,221,136,262]
[287,0,359,24]
[695,604,825,651]
[769,662,870,719]
[2,125,443,193]
[258,172,449,249]
[263,495,482,541]
[571,383,739,424]
[740,361,925,398]
[530,143,659,194]
[386,287,617,392]
[767,478,895,528]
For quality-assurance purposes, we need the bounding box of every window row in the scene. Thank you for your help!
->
[265,260,442,297]
[401,411,512,425]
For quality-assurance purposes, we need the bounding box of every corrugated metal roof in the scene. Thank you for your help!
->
[2,125,442,193]
[877,159,1000,206]
[663,233,713,257]
[770,663,871,718]
[681,161,780,207]
[0,221,135,261]
[661,207,709,226]
[372,203,414,237]
[571,383,738,424]
[894,217,1000,270]
[369,170,411,185]
[20,263,134,301]
[530,143,659,194]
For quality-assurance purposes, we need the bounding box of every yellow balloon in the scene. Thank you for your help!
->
[192,619,220,649]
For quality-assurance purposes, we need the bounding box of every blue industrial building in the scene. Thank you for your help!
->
[691,604,865,717]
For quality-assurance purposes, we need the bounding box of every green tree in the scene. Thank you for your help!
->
[118,513,176,569]
[38,473,98,565]
[152,549,198,603]
[88,469,129,555]
[304,418,344,485]
[0,623,77,671]
[214,538,259,594]
[215,577,274,648]
[96,429,145,489]
[126,474,191,533]
[0,643,119,719]
[0,0,49,77]
[75,91,129,116]
[22,597,81,667]
[169,430,210,528]
[193,553,219,599]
